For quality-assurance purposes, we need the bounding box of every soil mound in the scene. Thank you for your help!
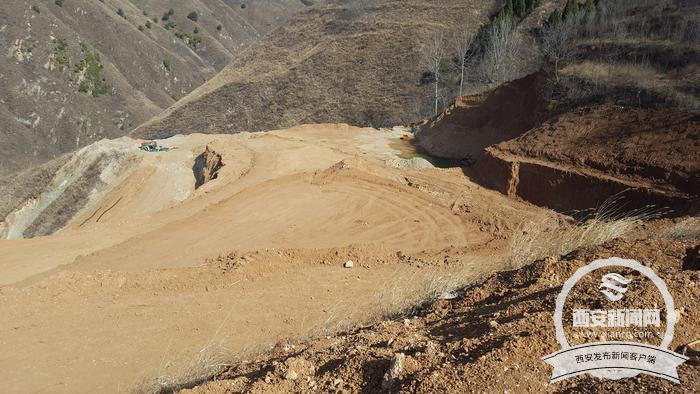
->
[188,237,700,393]
[497,106,700,195]
[415,73,548,160]
[193,146,224,188]
[474,105,700,216]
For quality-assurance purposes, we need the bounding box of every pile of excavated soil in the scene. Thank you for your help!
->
[188,236,700,393]
[495,106,700,195]
[193,146,224,188]
[415,73,549,161]
[471,105,700,216]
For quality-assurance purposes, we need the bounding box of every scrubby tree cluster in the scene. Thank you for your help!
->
[482,16,522,84]
[417,0,533,115]
[495,0,540,23]
[416,0,699,117]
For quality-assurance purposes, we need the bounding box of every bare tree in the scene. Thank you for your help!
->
[481,17,521,84]
[541,19,576,81]
[420,32,446,116]
[452,26,476,97]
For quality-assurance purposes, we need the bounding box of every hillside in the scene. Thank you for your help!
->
[0,0,306,177]
[131,0,501,139]
[186,236,700,393]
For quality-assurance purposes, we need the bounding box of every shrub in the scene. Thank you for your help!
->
[548,9,562,25]
[216,24,222,31]
[117,8,125,18]
[54,52,70,69]
[241,3,246,8]
[31,4,40,13]
[187,11,199,22]
[174,30,202,50]
[74,43,109,97]
[163,59,172,72]
[193,27,199,34]
[165,21,177,30]
[138,25,145,31]
[300,0,313,5]
[55,38,68,51]
[659,217,700,240]
[55,0,64,7]
[145,20,152,29]
[53,37,70,70]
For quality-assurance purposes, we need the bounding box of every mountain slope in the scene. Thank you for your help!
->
[0,0,306,177]
[132,0,500,139]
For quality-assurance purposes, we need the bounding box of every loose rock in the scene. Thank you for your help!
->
[382,353,405,390]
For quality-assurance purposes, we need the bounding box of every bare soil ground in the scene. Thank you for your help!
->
[186,235,700,393]
[415,73,549,161]
[495,105,700,195]
[473,104,700,216]
[0,124,552,392]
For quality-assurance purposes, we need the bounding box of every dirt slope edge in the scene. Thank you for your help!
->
[473,147,697,217]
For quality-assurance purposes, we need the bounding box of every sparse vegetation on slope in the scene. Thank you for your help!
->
[181,236,699,393]
[0,0,306,177]
[74,44,110,96]
[539,0,700,111]
[133,0,501,139]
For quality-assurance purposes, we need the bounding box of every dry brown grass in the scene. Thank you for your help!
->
[507,194,662,268]
[133,342,233,394]
[561,61,700,110]
[659,217,700,240]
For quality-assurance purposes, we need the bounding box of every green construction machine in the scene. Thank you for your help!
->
[139,141,170,152]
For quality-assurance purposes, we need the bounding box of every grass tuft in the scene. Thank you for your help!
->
[133,342,232,394]
[508,192,663,268]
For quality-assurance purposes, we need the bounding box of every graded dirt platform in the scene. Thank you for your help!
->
[0,124,551,392]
